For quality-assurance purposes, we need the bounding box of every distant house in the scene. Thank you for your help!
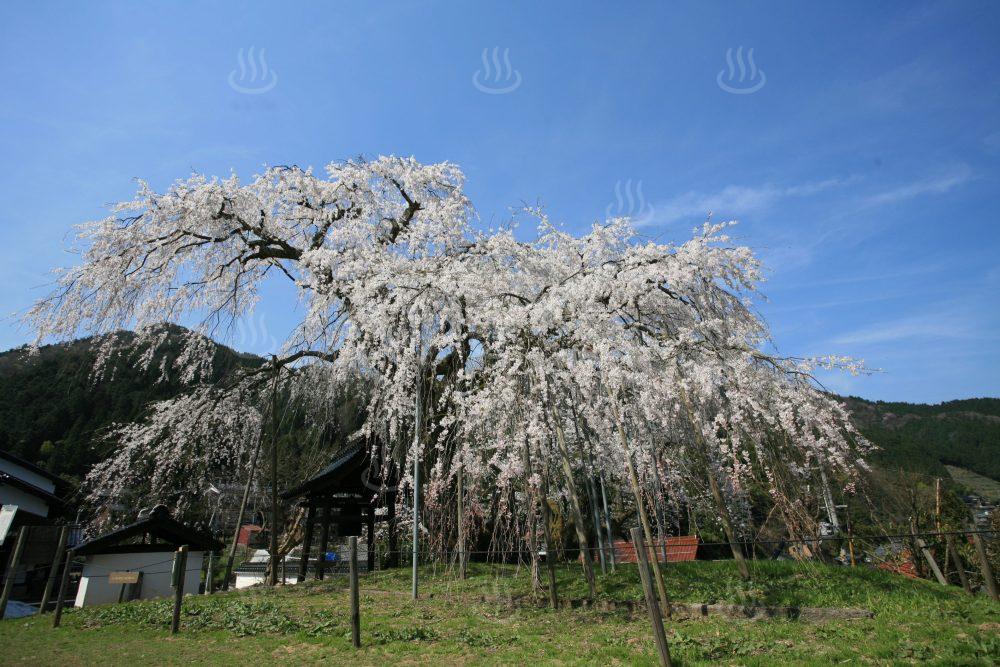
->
[0,448,77,611]
[0,448,73,529]
[72,505,221,607]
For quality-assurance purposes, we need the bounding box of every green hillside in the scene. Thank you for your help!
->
[0,326,260,482]
[841,395,1000,482]
[0,330,996,490]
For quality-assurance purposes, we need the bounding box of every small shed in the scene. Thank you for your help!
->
[72,505,222,607]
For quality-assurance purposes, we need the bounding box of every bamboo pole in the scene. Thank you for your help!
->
[678,385,751,580]
[599,473,617,571]
[606,389,672,613]
[457,460,467,579]
[548,403,597,599]
[522,436,542,595]
[539,462,560,608]
[221,373,272,591]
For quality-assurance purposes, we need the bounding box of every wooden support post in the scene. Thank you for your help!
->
[0,526,29,620]
[298,505,315,582]
[915,535,948,585]
[205,550,215,594]
[599,473,616,571]
[52,549,74,628]
[171,545,188,635]
[935,478,942,533]
[366,510,375,573]
[945,535,972,594]
[969,529,998,601]
[39,525,69,613]
[631,527,672,667]
[316,502,331,581]
[387,492,398,568]
[907,518,925,579]
[349,536,360,648]
[539,470,559,609]
[457,461,467,579]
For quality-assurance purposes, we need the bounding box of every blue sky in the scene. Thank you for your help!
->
[1,1,997,403]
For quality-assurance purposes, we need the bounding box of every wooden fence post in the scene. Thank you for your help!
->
[171,545,188,634]
[39,525,69,614]
[969,529,998,601]
[945,535,972,594]
[52,549,74,628]
[349,536,360,648]
[631,527,672,667]
[914,534,947,586]
[205,550,215,594]
[0,526,29,620]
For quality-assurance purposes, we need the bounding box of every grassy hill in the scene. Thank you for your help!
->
[1,561,997,665]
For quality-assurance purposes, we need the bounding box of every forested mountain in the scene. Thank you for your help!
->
[841,395,1000,481]
[0,325,260,481]
[0,328,997,489]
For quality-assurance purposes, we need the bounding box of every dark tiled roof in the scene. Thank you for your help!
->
[73,505,223,555]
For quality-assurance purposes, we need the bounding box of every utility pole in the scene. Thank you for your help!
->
[268,362,282,586]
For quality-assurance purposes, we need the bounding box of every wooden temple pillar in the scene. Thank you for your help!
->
[316,501,331,580]
[297,504,316,583]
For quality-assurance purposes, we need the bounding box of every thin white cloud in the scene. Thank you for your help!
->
[646,178,845,226]
[831,316,975,346]
[860,166,971,208]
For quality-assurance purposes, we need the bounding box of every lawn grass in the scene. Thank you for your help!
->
[2,560,997,665]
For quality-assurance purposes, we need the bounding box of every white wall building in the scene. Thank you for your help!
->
[71,505,221,608]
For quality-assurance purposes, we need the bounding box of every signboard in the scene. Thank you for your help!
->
[0,505,17,545]
[109,571,141,585]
